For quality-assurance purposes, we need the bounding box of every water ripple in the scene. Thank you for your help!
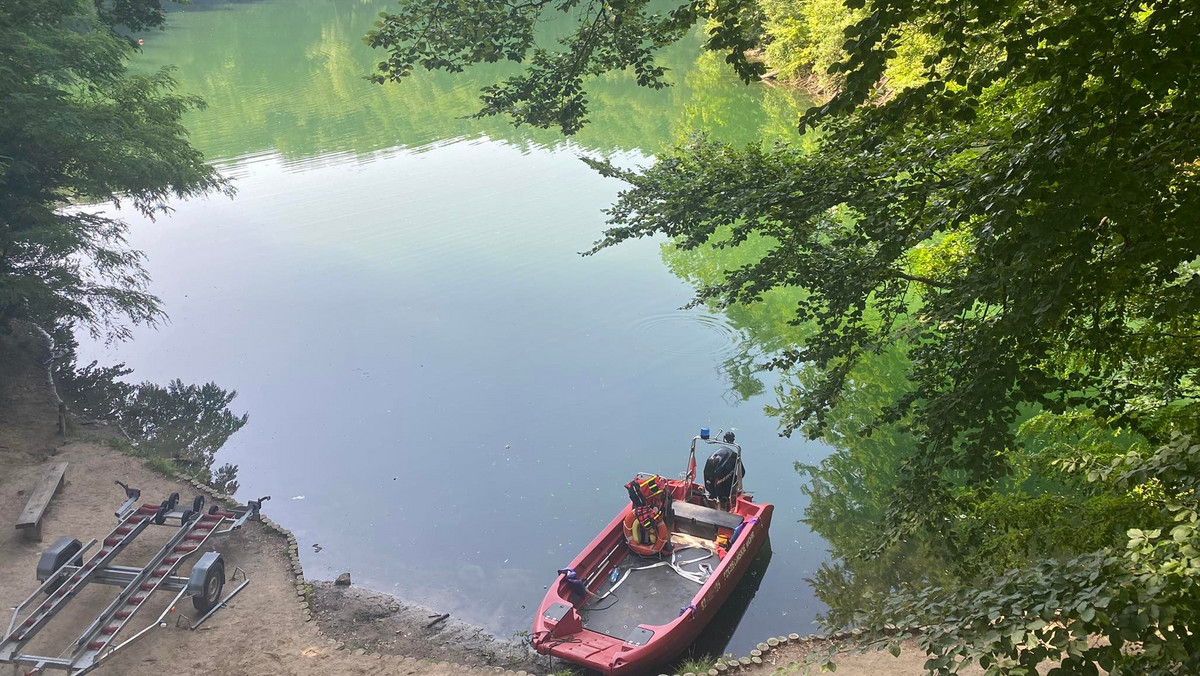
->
[627,310,743,359]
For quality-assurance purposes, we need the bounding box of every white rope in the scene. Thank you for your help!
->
[594,547,714,601]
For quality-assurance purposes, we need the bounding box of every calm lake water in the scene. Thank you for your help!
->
[79,0,835,656]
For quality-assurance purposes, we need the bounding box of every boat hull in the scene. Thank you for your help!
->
[532,484,773,675]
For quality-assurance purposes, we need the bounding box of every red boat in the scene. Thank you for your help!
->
[531,430,773,675]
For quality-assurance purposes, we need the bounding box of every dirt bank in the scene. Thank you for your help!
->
[682,635,984,676]
[312,583,545,672]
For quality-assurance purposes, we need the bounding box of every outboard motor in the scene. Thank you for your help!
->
[703,445,744,503]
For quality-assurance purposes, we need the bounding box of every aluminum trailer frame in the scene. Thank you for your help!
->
[0,483,269,675]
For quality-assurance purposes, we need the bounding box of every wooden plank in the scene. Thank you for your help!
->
[16,462,69,540]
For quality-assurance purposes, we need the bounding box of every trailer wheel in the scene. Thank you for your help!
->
[167,492,180,510]
[154,500,170,525]
[192,559,225,613]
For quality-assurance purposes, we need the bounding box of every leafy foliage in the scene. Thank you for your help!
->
[366,0,766,133]
[93,0,171,33]
[759,0,862,88]
[853,435,1200,676]
[585,0,1200,530]
[586,0,1199,669]
[0,0,228,339]
[665,233,1181,662]
[581,0,1200,648]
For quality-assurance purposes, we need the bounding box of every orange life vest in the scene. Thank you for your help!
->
[623,505,670,556]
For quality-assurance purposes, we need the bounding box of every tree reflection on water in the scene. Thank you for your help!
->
[52,325,247,494]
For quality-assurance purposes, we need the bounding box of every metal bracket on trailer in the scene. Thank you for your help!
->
[212,495,270,535]
[112,481,140,520]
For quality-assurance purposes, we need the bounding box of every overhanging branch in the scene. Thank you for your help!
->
[895,271,953,289]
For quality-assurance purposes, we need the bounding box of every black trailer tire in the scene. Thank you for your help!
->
[154,500,170,525]
[192,559,226,613]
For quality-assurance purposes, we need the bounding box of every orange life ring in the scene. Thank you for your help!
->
[623,507,670,556]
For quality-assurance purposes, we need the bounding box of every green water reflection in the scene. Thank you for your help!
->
[137,0,808,162]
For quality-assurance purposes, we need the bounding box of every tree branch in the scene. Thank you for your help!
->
[894,271,953,289]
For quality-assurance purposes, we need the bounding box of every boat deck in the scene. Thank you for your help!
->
[580,543,718,642]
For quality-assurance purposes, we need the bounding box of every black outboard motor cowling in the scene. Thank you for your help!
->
[703,446,744,501]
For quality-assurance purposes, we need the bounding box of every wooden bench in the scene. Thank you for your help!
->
[16,462,68,542]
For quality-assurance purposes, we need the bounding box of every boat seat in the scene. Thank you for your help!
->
[670,500,743,540]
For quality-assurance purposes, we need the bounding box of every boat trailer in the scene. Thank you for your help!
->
[1,482,269,675]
